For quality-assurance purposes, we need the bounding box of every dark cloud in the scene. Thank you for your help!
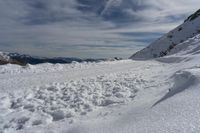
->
[76,0,148,23]
[20,0,75,25]
[76,0,108,15]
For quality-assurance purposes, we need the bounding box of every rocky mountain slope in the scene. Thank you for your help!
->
[130,9,200,59]
[0,52,23,65]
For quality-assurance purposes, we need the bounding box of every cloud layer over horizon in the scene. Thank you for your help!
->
[0,0,199,58]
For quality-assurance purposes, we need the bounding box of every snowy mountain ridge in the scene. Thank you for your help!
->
[130,9,200,59]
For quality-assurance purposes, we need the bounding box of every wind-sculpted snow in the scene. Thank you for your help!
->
[153,70,197,107]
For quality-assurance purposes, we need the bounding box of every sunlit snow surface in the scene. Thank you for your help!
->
[1,35,200,132]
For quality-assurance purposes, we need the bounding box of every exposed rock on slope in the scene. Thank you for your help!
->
[0,53,24,65]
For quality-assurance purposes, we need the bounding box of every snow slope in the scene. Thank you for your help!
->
[130,9,200,59]
[1,35,200,132]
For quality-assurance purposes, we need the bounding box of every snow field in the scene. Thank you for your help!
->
[0,69,151,131]
[1,51,200,132]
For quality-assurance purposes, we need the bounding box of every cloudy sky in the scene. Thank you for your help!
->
[0,0,199,58]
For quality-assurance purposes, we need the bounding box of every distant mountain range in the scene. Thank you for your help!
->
[0,52,122,65]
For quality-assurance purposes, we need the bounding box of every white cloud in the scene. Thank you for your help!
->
[0,0,199,58]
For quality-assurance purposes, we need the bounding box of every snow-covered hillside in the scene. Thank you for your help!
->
[130,9,200,59]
